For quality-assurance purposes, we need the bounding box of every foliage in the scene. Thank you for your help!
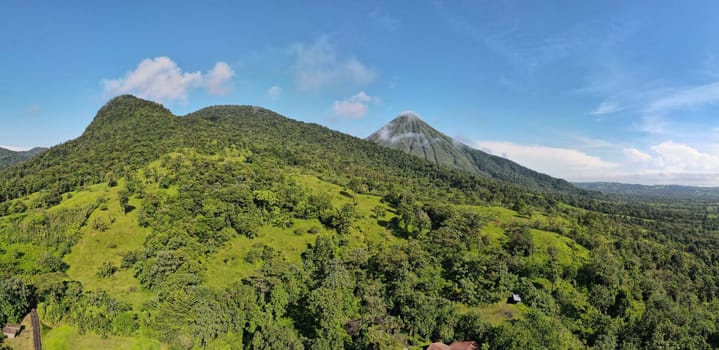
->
[0,146,47,170]
[1,95,719,349]
[0,277,33,325]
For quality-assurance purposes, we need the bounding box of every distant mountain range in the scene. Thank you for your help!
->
[0,146,47,169]
[575,182,719,202]
[367,113,579,194]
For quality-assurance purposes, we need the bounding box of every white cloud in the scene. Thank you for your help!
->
[103,57,235,102]
[474,141,619,181]
[291,36,376,91]
[610,141,719,186]
[571,135,616,149]
[649,140,719,173]
[205,62,235,95]
[399,110,422,119]
[267,85,282,99]
[333,101,367,119]
[586,76,719,136]
[623,147,653,163]
[591,100,621,115]
[446,9,598,90]
[333,91,378,119]
[638,114,669,135]
[0,145,34,152]
[463,136,719,185]
[646,82,719,114]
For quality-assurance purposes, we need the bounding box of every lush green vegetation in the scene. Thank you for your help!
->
[2,95,719,349]
[0,147,47,170]
[576,181,719,202]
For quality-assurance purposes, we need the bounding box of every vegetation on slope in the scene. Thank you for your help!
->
[0,147,47,170]
[1,95,719,349]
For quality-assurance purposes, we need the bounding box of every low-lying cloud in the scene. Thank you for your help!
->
[0,145,34,152]
[475,141,618,181]
[474,139,719,186]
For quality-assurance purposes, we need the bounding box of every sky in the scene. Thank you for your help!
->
[2,1,719,186]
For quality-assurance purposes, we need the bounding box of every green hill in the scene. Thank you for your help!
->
[1,95,718,350]
[367,113,580,194]
[0,146,47,169]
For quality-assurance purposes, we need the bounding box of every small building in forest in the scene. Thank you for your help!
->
[449,341,479,350]
[507,293,522,304]
[2,323,21,338]
[427,343,451,350]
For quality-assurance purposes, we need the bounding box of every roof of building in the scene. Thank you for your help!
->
[427,343,452,350]
[2,323,22,335]
[427,340,480,350]
[449,341,480,350]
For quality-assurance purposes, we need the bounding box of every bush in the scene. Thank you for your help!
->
[96,261,117,278]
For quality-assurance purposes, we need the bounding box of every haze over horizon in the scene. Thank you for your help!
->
[2,1,719,186]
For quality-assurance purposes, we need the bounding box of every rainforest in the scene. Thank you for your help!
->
[1,96,718,349]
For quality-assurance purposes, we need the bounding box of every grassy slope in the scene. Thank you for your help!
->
[3,171,589,349]
[63,180,152,309]
[43,325,162,350]
[475,302,528,325]
[205,174,399,289]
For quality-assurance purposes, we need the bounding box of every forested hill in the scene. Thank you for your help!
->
[367,113,579,194]
[1,95,719,349]
[0,146,47,169]
[0,95,525,205]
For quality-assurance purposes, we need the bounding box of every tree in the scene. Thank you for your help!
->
[513,200,531,217]
[118,188,130,214]
[105,171,118,187]
[370,205,386,219]
[0,277,33,325]
[504,223,534,256]
[96,261,117,278]
[321,204,356,234]
[491,309,583,349]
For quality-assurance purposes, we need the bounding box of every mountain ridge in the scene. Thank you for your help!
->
[367,113,580,194]
[2,95,718,349]
[0,146,48,169]
[0,95,517,205]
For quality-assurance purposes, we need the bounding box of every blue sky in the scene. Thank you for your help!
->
[3,1,719,185]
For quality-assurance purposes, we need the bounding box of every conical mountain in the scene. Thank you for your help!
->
[368,112,577,193]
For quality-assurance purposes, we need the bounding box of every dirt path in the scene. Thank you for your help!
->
[30,309,41,350]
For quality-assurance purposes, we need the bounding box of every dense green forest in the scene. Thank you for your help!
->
[576,181,719,203]
[0,147,47,170]
[1,95,719,349]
